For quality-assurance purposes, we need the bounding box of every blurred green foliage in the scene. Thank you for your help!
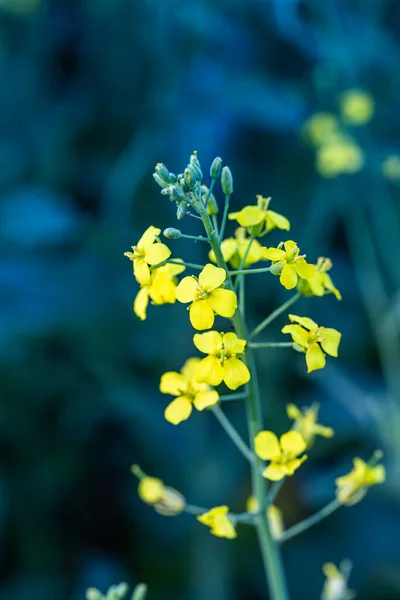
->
[0,0,399,598]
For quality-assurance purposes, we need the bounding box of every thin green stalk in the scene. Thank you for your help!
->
[250,342,294,349]
[178,233,210,243]
[250,293,300,340]
[278,499,341,544]
[203,177,216,209]
[184,504,209,515]
[219,392,248,402]
[166,259,203,270]
[269,479,285,504]
[230,266,273,276]
[219,194,231,242]
[211,405,254,463]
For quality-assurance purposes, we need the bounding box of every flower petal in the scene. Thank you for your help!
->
[193,390,219,411]
[134,286,150,321]
[190,300,215,330]
[138,476,164,503]
[283,240,297,254]
[286,403,302,421]
[137,225,161,250]
[280,264,298,289]
[295,259,315,280]
[254,431,281,461]
[265,210,290,232]
[166,259,186,276]
[230,205,265,227]
[284,455,307,475]
[211,514,237,539]
[222,332,246,354]
[199,263,226,291]
[134,258,151,285]
[144,243,171,266]
[175,276,198,303]
[320,328,341,357]
[262,247,286,261]
[223,357,250,390]
[160,372,187,396]
[220,238,239,263]
[280,431,307,457]
[207,288,237,318]
[181,357,202,381]
[195,355,224,386]
[288,314,319,330]
[262,464,288,481]
[193,331,222,354]
[306,343,326,372]
[281,324,309,347]
[164,396,193,425]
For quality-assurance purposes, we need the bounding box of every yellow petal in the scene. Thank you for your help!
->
[230,205,265,227]
[144,243,171,266]
[281,324,309,348]
[320,328,341,357]
[262,463,287,481]
[150,269,176,304]
[181,357,202,381]
[288,314,319,330]
[195,355,224,386]
[137,225,161,250]
[285,455,307,475]
[222,332,246,354]
[306,343,326,372]
[324,273,342,300]
[193,331,222,354]
[207,288,237,318]
[138,476,164,503]
[280,264,298,289]
[286,403,302,421]
[134,286,150,320]
[280,431,307,457]
[295,259,315,280]
[314,424,335,438]
[283,240,297,254]
[198,263,226,291]
[166,259,186,276]
[175,276,198,303]
[164,396,193,425]
[262,247,286,261]
[265,210,290,232]
[220,238,239,263]
[193,390,219,411]
[190,300,215,330]
[366,464,386,485]
[211,514,237,539]
[254,431,281,461]
[134,258,151,285]
[160,371,186,395]
[223,357,250,390]
[238,238,263,265]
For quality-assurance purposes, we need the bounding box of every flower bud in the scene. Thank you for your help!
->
[153,172,170,189]
[210,156,222,178]
[171,185,187,203]
[190,151,201,169]
[132,584,148,600]
[221,166,233,195]
[153,486,186,516]
[169,172,178,183]
[201,185,219,215]
[176,202,188,220]
[86,589,102,600]
[270,263,283,276]
[155,162,171,183]
[184,166,198,187]
[163,227,182,239]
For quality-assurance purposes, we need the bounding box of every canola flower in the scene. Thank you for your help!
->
[124,225,171,284]
[316,136,364,178]
[175,263,237,330]
[298,257,341,300]
[262,241,315,290]
[302,112,340,147]
[134,261,185,320]
[287,403,334,447]
[197,506,237,539]
[135,471,186,516]
[321,562,355,600]
[335,453,385,506]
[209,227,263,269]
[228,195,290,237]
[282,314,341,373]
[193,331,250,390]
[254,430,307,481]
[160,357,219,424]
[339,89,375,125]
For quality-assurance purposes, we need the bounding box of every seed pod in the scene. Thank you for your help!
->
[221,166,233,195]
[210,156,222,179]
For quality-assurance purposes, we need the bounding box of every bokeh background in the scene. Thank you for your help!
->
[1,0,400,598]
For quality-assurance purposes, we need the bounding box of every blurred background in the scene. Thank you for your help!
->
[1,0,400,598]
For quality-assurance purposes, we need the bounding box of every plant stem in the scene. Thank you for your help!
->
[269,479,285,504]
[219,392,248,402]
[230,266,273,276]
[184,504,209,515]
[199,204,289,600]
[166,259,203,270]
[219,194,231,242]
[250,342,294,349]
[203,178,216,209]
[250,293,300,340]
[210,405,254,464]
[178,233,211,242]
[278,499,341,544]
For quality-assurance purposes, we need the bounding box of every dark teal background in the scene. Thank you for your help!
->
[0,1,399,598]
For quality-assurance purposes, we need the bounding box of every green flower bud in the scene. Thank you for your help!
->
[132,584,148,600]
[221,166,233,195]
[210,156,222,178]
[153,486,186,516]
[171,185,187,203]
[270,263,283,276]
[155,162,170,183]
[86,589,102,600]
[190,151,201,169]
[184,166,197,187]
[169,172,178,184]
[153,173,170,189]
[177,202,188,220]
[163,227,182,239]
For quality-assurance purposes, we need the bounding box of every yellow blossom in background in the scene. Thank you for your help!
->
[209,227,263,269]
[124,226,171,285]
[246,496,284,539]
[254,430,307,481]
[133,261,185,320]
[381,154,400,180]
[335,453,385,506]
[302,112,340,147]
[137,475,185,516]
[298,257,341,300]
[340,89,375,125]
[193,331,250,390]
[160,358,219,425]
[321,562,355,600]
[175,264,237,330]
[316,136,364,178]
[282,314,341,373]
[197,505,237,539]
[287,403,334,447]
[228,195,290,237]
[262,241,315,290]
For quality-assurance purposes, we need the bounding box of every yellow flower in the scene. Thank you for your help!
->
[381,154,400,180]
[124,226,171,285]
[160,358,219,425]
[282,314,341,373]
[175,264,237,330]
[137,476,185,516]
[287,403,334,447]
[321,562,355,600]
[228,195,290,237]
[302,112,340,147]
[340,89,375,125]
[197,506,237,539]
[209,227,263,269]
[193,331,250,390]
[134,261,185,320]
[316,136,364,178]
[254,430,307,481]
[138,476,164,504]
[335,453,385,506]
[246,496,284,539]
[298,257,341,300]
[262,241,315,290]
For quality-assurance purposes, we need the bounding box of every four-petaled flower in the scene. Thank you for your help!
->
[197,506,237,539]
[321,562,355,600]
[134,261,185,320]
[175,264,237,330]
[138,476,186,516]
[298,257,341,300]
[193,331,250,390]
[262,241,315,290]
[254,430,307,481]
[335,453,385,506]
[228,195,290,237]
[124,225,171,284]
[209,227,263,269]
[287,403,334,447]
[282,314,341,373]
[160,358,219,425]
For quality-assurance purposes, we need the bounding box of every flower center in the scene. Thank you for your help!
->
[195,285,210,301]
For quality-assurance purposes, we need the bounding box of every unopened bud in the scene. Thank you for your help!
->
[86,589,102,600]
[171,185,187,203]
[132,584,148,600]
[221,166,233,195]
[210,156,222,179]
[177,202,188,220]
[270,263,283,276]
[153,172,170,189]
[184,166,197,187]
[190,151,201,169]
[155,163,171,183]
[153,486,186,516]
[163,228,182,239]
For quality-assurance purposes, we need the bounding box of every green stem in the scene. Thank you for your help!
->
[269,479,285,504]
[199,205,289,600]
[230,266,273,276]
[166,259,203,270]
[250,293,300,340]
[178,233,210,243]
[210,405,254,464]
[219,194,231,242]
[219,392,248,402]
[204,177,216,209]
[250,342,294,349]
[184,503,209,515]
[278,499,341,544]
